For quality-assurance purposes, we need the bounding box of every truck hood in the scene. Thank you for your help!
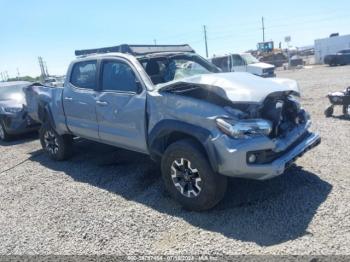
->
[158,72,299,103]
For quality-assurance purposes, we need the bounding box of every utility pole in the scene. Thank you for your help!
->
[38,56,47,81]
[44,61,49,77]
[203,25,209,58]
[153,39,157,46]
[261,16,265,42]
[16,68,20,80]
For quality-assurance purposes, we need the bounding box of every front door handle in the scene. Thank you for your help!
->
[96,100,108,106]
[64,97,73,101]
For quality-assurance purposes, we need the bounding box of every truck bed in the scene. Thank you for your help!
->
[24,84,63,123]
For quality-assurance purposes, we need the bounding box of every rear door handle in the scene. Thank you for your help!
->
[96,100,108,106]
[64,97,73,101]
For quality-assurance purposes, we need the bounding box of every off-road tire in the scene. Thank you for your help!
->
[0,120,11,141]
[39,122,73,161]
[325,106,334,117]
[161,139,227,211]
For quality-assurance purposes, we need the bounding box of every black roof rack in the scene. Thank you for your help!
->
[75,44,195,56]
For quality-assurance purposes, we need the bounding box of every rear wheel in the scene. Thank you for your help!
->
[161,139,227,211]
[39,122,73,161]
[329,59,337,66]
[0,121,10,141]
[325,106,334,117]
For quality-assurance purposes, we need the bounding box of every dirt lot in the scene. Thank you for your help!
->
[0,65,350,255]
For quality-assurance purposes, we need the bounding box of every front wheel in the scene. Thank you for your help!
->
[325,106,334,117]
[39,122,73,161]
[0,120,11,141]
[161,139,227,211]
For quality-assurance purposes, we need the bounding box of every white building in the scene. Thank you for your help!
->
[315,34,350,64]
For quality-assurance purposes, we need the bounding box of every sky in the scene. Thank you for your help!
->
[1,0,350,77]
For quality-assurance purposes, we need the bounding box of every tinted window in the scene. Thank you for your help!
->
[102,60,138,92]
[70,61,97,89]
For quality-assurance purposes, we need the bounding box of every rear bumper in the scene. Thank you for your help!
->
[214,121,320,180]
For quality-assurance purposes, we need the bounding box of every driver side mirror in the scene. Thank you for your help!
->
[135,79,143,94]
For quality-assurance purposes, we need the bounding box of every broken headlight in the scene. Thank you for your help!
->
[216,118,272,139]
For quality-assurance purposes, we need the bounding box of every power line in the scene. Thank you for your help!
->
[206,13,350,44]
[189,9,348,39]
[161,9,350,44]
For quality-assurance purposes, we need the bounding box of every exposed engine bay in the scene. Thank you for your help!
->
[260,92,305,137]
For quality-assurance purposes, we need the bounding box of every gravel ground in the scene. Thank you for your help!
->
[0,65,350,255]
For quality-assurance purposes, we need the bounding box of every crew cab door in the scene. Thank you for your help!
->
[230,55,247,72]
[95,58,148,153]
[63,60,99,140]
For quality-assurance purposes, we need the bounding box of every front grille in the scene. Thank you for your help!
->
[263,68,275,74]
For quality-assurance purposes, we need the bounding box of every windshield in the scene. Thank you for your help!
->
[0,85,25,101]
[241,53,259,64]
[139,54,219,85]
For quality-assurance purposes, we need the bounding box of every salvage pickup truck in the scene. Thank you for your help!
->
[26,44,320,211]
[211,53,276,77]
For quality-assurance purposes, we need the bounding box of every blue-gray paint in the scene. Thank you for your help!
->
[25,52,320,180]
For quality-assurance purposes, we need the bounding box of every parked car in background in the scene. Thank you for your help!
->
[211,53,276,77]
[26,44,320,211]
[324,49,350,66]
[0,81,40,141]
[44,76,65,87]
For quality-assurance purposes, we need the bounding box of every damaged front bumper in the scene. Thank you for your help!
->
[214,120,321,180]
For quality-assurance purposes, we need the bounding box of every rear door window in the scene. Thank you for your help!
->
[70,61,97,89]
[101,60,138,93]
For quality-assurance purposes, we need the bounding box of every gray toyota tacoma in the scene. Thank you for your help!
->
[27,44,321,211]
